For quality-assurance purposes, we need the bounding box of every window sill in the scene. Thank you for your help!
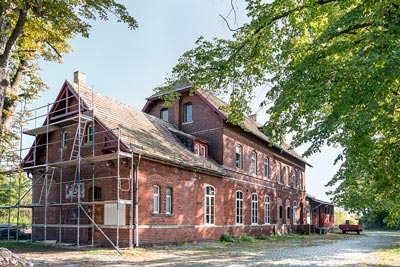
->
[182,121,193,125]
[152,213,174,217]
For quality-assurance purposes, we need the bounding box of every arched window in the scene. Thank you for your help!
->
[277,163,282,183]
[160,108,168,122]
[235,145,243,169]
[293,169,297,188]
[166,187,172,214]
[85,124,94,143]
[205,186,215,225]
[183,102,192,123]
[264,196,270,224]
[251,151,257,174]
[251,193,258,225]
[299,172,303,190]
[293,201,298,225]
[236,191,243,225]
[153,185,160,214]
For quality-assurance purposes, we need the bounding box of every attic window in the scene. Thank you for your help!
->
[194,142,207,157]
[183,102,192,123]
[160,108,168,122]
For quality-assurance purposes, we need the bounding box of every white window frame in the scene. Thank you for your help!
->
[264,196,270,224]
[153,185,160,214]
[251,151,257,174]
[160,108,168,121]
[201,145,206,157]
[264,157,269,179]
[62,131,68,148]
[86,125,94,143]
[251,193,258,225]
[166,187,172,214]
[277,163,282,183]
[235,145,243,169]
[236,191,243,225]
[205,186,215,225]
[293,169,297,188]
[195,143,200,156]
[299,172,303,190]
[285,166,289,186]
[293,201,297,225]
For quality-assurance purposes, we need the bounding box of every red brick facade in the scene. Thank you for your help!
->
[26,77,311,247]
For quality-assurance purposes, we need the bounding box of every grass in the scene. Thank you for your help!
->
[0,240,50,249]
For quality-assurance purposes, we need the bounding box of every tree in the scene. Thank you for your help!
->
[0,0,137,154]
[157,0,400,224]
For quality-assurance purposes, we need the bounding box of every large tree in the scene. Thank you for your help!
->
[157,0,400,224]
[0,0,137,154]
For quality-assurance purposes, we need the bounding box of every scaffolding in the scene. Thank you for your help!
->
[2,84,135,250]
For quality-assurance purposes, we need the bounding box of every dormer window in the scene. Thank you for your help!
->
[160,108,168,122]
[194,141,207,157]
[183,102,192,123]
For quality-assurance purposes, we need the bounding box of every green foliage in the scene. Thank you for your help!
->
[220,232,234,243]
[238,233,255,243]
[0,0,137,156]
[159,0,400,225]
[334,209,347,226]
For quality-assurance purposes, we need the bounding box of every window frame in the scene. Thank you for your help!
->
[251,151,257,175]
[183,102,193,123]
[264,157,269,179]
[195,143,200,156]
[166,187,172,215]
[86,125,94,143]
[293,201,297,225]
[62,131,68,148]
[153,185,160,214]
[264,195,270,224]
[251,193,258,225]
[236,191,243,225]
[293,169,297,188]
[235,145,243,169]
[277,163,282,183]
[205,186,215,225]
[160,108,168,122]
[285,166,289,186]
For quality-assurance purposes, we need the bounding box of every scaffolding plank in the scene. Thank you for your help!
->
[23,125,61,136]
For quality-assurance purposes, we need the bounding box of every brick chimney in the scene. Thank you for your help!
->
[73,71,86,86]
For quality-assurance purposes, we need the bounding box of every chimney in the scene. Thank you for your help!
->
[249,114,257,122]
[73,71,86,86]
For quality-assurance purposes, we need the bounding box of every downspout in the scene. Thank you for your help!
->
[135,153,141,247]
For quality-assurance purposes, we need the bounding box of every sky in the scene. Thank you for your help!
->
[28,0,341,202]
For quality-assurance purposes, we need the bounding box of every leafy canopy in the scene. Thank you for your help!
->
[157,0,400,225]
[0,0,137,155]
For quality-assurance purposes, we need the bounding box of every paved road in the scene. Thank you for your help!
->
[17,231,400,267]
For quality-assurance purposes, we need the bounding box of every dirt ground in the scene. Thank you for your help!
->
[6,231,400,267]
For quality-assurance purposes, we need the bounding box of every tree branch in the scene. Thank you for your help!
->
[0,9,28,67]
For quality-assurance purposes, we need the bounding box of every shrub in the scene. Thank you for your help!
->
[238,233,255,243]
[220,233,234,243]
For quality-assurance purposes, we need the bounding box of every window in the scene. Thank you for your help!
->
[293,169,297,188]
[293,201,297,225]
[183,102,192,123]
[235,145,243,169]
[264,196,270,224]
[236,191,243,225]
[251,152,257,174]
[287,206,291,219]
[264,157,269,179]
[299,172,303,190]
[251,193,258,224]
[62,132,68,148]
[201,145,206,157]
[195,143,200,156]
[86,125,94,143]
[205,186,215,225]
[277,163,281,183]
[153,185,160,214]
[279,206,283,218]
[160,108,168,122]
[166,188,172,214]
[285,166,289,185]
[93,186,102,200]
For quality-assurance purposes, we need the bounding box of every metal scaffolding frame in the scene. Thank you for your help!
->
[1,85,135,251]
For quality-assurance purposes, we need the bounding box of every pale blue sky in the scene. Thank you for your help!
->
[31,0,340,202]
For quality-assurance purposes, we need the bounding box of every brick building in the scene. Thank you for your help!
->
[23,72,310,247]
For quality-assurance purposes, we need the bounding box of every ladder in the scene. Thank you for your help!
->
[70,117,91,160]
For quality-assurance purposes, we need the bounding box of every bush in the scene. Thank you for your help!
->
[220,233,234,243]
[238,233,255,243]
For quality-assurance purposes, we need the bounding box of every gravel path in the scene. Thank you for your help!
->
[13,231,400,267]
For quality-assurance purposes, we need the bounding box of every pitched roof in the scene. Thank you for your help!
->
[66,81,226,177]
[196,89,308,164]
